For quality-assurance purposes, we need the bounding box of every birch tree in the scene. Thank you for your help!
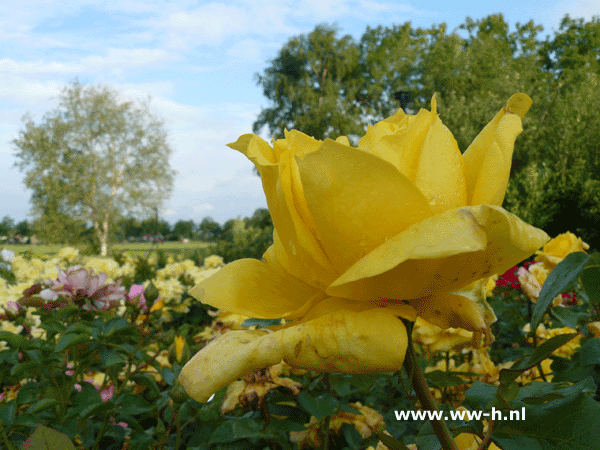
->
[13,79,176,256]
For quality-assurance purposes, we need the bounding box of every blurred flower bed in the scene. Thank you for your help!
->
[0,232,599,450]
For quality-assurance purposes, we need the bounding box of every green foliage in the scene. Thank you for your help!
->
[197,217,222,242]
[213,209,273,263]
[0,216,15,237]
[255,13,600,251]
[254,24,364,142]
[3,244,600,449]
[530,252,591,331]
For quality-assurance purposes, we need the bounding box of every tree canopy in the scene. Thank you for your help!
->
[254,14,600,250]
[13,79,176,256]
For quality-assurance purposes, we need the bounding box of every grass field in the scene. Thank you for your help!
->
[2,241,217,259]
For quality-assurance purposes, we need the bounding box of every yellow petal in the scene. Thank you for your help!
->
[393,100,438,183]
[283,129,322,157]
[296,138,432,274]
[228,130,336,288]
[463,93,533,206]
[410,292,486,333]
[335,135,350,146]
[327,205,549,301]
[188,258,320,319]
[179,308,408,402]
[358,123,403,169]
[175,336,185,361]
[281,308,408,373]
[179,329,279,402]
[414,115,468,214]
[227,134,277,168]
[357,109,411,170]
[273,295,417,326]
[260,151,338,288]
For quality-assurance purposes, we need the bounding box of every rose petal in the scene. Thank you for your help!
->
[229,132,338,288]
[179,308,408,402]
[188,258,321,319]
[413,98,467,214]
[327,205,549,301]
[463,93,533,206]
[296,138,432,274]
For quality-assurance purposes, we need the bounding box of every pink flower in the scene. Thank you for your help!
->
[127,284,148,312]
[42,265,125,311]
[100,385,114,402]
[5,301,23,318]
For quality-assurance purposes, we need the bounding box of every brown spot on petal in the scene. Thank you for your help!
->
[294,341,302,357]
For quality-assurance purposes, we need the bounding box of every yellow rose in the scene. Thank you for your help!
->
[588,321,600,337]
[413,317,473,354]
[179,93,549,402]
[517,263,562,305]
[535,231,590,268]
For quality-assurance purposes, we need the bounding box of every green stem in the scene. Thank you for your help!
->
[91,415,110,450]
[321,415,331,450]
[476,419,495,450]
[175,412,182,450]
[322,373,331,450]
[402,320,458,450]
[530,327,548,382]
[1,427,18,450]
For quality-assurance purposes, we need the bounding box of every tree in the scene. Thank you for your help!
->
[0,216,15,237]
[253,24,364,143]
[13,79,176,256]
[118,217,143,240]
[140,217,171,239]
[173,219,196,241]
[15,220,32,237]
[197,217,221,242]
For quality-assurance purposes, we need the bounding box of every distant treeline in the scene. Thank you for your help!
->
[0,207,273,246]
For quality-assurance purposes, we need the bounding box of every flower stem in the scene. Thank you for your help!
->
[401,319,458,450]
[321,373,331,450]
[476,419,495,450]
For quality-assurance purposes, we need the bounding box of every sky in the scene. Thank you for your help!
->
[1,0,599,227]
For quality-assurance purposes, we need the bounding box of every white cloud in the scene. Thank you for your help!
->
[358,0,423,14]
[158,0,298,49]
[192,203,215,213]
[167,4,249,44]
[294,0,349,18]
[0,49,173,75]
[0,76,64,107]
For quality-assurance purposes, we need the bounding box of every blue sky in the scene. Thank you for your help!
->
[1,0,598,227]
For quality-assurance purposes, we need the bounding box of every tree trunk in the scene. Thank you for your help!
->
[100,217,109,257]
[93,219,109,257]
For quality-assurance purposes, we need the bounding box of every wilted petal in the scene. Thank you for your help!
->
[179,308,408,402]
[67,268,89,291]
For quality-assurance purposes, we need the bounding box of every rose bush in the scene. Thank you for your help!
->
[179,93,550,403]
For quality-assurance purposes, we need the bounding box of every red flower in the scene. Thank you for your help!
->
[496,266,521,290]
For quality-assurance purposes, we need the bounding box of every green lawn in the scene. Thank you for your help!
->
[2,241,217,259]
